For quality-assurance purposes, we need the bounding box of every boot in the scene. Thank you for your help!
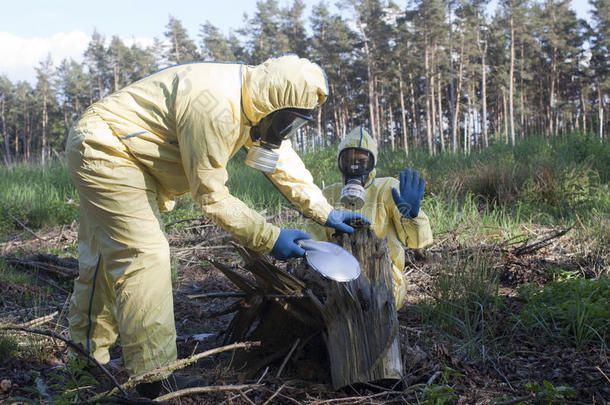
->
[135,373,206,399]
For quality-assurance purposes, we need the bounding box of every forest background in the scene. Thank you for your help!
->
[0,0,608,403]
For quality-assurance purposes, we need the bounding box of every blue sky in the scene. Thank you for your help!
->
[0,0,594,84]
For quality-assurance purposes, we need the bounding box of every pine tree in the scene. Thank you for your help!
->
[107,36,132,92]
[588,0,609,139]
[56,58,88,142]
[200,21,236,61]
[280,0,310,56]
[242,0,289,63]
[35,54,54,165]
[310,1,356,140]
[164,15,200,64]
[84,30,108,100]
[0,75,13,164]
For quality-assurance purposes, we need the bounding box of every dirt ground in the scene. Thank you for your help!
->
[0,211,608,404]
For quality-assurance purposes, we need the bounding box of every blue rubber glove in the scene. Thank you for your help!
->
[270,229,310,260]
[391,168,425,219]
[324,209,371,233]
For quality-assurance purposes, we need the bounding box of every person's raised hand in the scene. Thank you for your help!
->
[391,168,425,219]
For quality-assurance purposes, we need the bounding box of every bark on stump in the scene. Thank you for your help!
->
[214,226,403,389]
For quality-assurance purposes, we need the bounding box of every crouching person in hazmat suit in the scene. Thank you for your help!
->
[65,55,368,398]
[306,126,433,310]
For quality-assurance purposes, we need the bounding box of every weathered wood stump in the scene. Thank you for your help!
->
[212,226,402,389]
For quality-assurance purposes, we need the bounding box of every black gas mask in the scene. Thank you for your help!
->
[245,108,314,172]
[338,147,374,209]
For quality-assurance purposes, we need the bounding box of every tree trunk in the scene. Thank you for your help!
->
[452,37,465,153]
[317,107,323,142]
[448,4,456,151]
[1,94,11,164]
[424,44,433,155]
[437,73,444,152]
[354,6,377,142]
[503,88,509,144]
[388,104,395,151]
[375,79,382,141]
[580,84,587,134]
[520,41,525,138]
[41,85,48,165]
[220,227,403,389]
[398,67,409,156]
[508,0,516,146]
[477,23,488,148]
[598,82,604,141]
[408,72,419,147]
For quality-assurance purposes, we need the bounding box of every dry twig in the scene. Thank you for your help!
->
[21,311,58,328]
[276,338,301,378]
[8,212,47,241]
[155,384,263,402]
[98,341,261,398]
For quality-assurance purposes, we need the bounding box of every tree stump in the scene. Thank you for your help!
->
[212,226,403,389]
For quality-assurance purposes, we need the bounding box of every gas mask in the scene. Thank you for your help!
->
[245,108,314,172]
[338,147,374,209]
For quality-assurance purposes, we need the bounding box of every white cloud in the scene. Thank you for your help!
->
[0,30,90,83]
[0,31,155,85]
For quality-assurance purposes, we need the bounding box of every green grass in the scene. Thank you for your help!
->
[0,258,36,285]
[0,162,78,236]
[517,277,609,349]
[418,251,505,360]
[1,134,607,237]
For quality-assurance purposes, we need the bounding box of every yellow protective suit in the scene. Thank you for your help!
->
[306,126,433,310]
[66,55,333,377]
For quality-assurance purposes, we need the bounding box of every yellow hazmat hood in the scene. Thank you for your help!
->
[242,55,329,125]
[338,126,378,185]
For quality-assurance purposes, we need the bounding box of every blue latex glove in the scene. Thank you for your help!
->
[270,229,310,260]
[324,209,371,233]
[391,168,425,219]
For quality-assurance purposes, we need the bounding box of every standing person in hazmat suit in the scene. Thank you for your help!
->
[306,126,433,310]
[65,55,368,398]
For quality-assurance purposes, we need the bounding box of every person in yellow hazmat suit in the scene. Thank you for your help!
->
[306,126,433,310]
[65,55,368,398]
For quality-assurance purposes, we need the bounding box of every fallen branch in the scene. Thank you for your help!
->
[276,339,300,379]
[21,311,58,328]
[262,384,286,405]
[73,396,162,404]
[0,323,127,397]
[188,291,246,299]
[155,383,263,402]
[7,212,47,241]
[188,292,306,300]
[597,366,610,384]
[512,225,573,257]
[4,255,78,278]
[165,217,209,228]
[98,341,261,398]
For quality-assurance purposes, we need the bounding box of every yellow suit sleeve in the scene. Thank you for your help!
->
[305,187,336,241]
[386,180,434,249]
[252,139,333,225]
[176,104,279,254]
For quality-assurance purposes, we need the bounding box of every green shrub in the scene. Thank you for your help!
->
[517,277,609,348]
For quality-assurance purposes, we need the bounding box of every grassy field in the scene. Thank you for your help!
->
[2,133,608,236]
[0,133,608,403]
